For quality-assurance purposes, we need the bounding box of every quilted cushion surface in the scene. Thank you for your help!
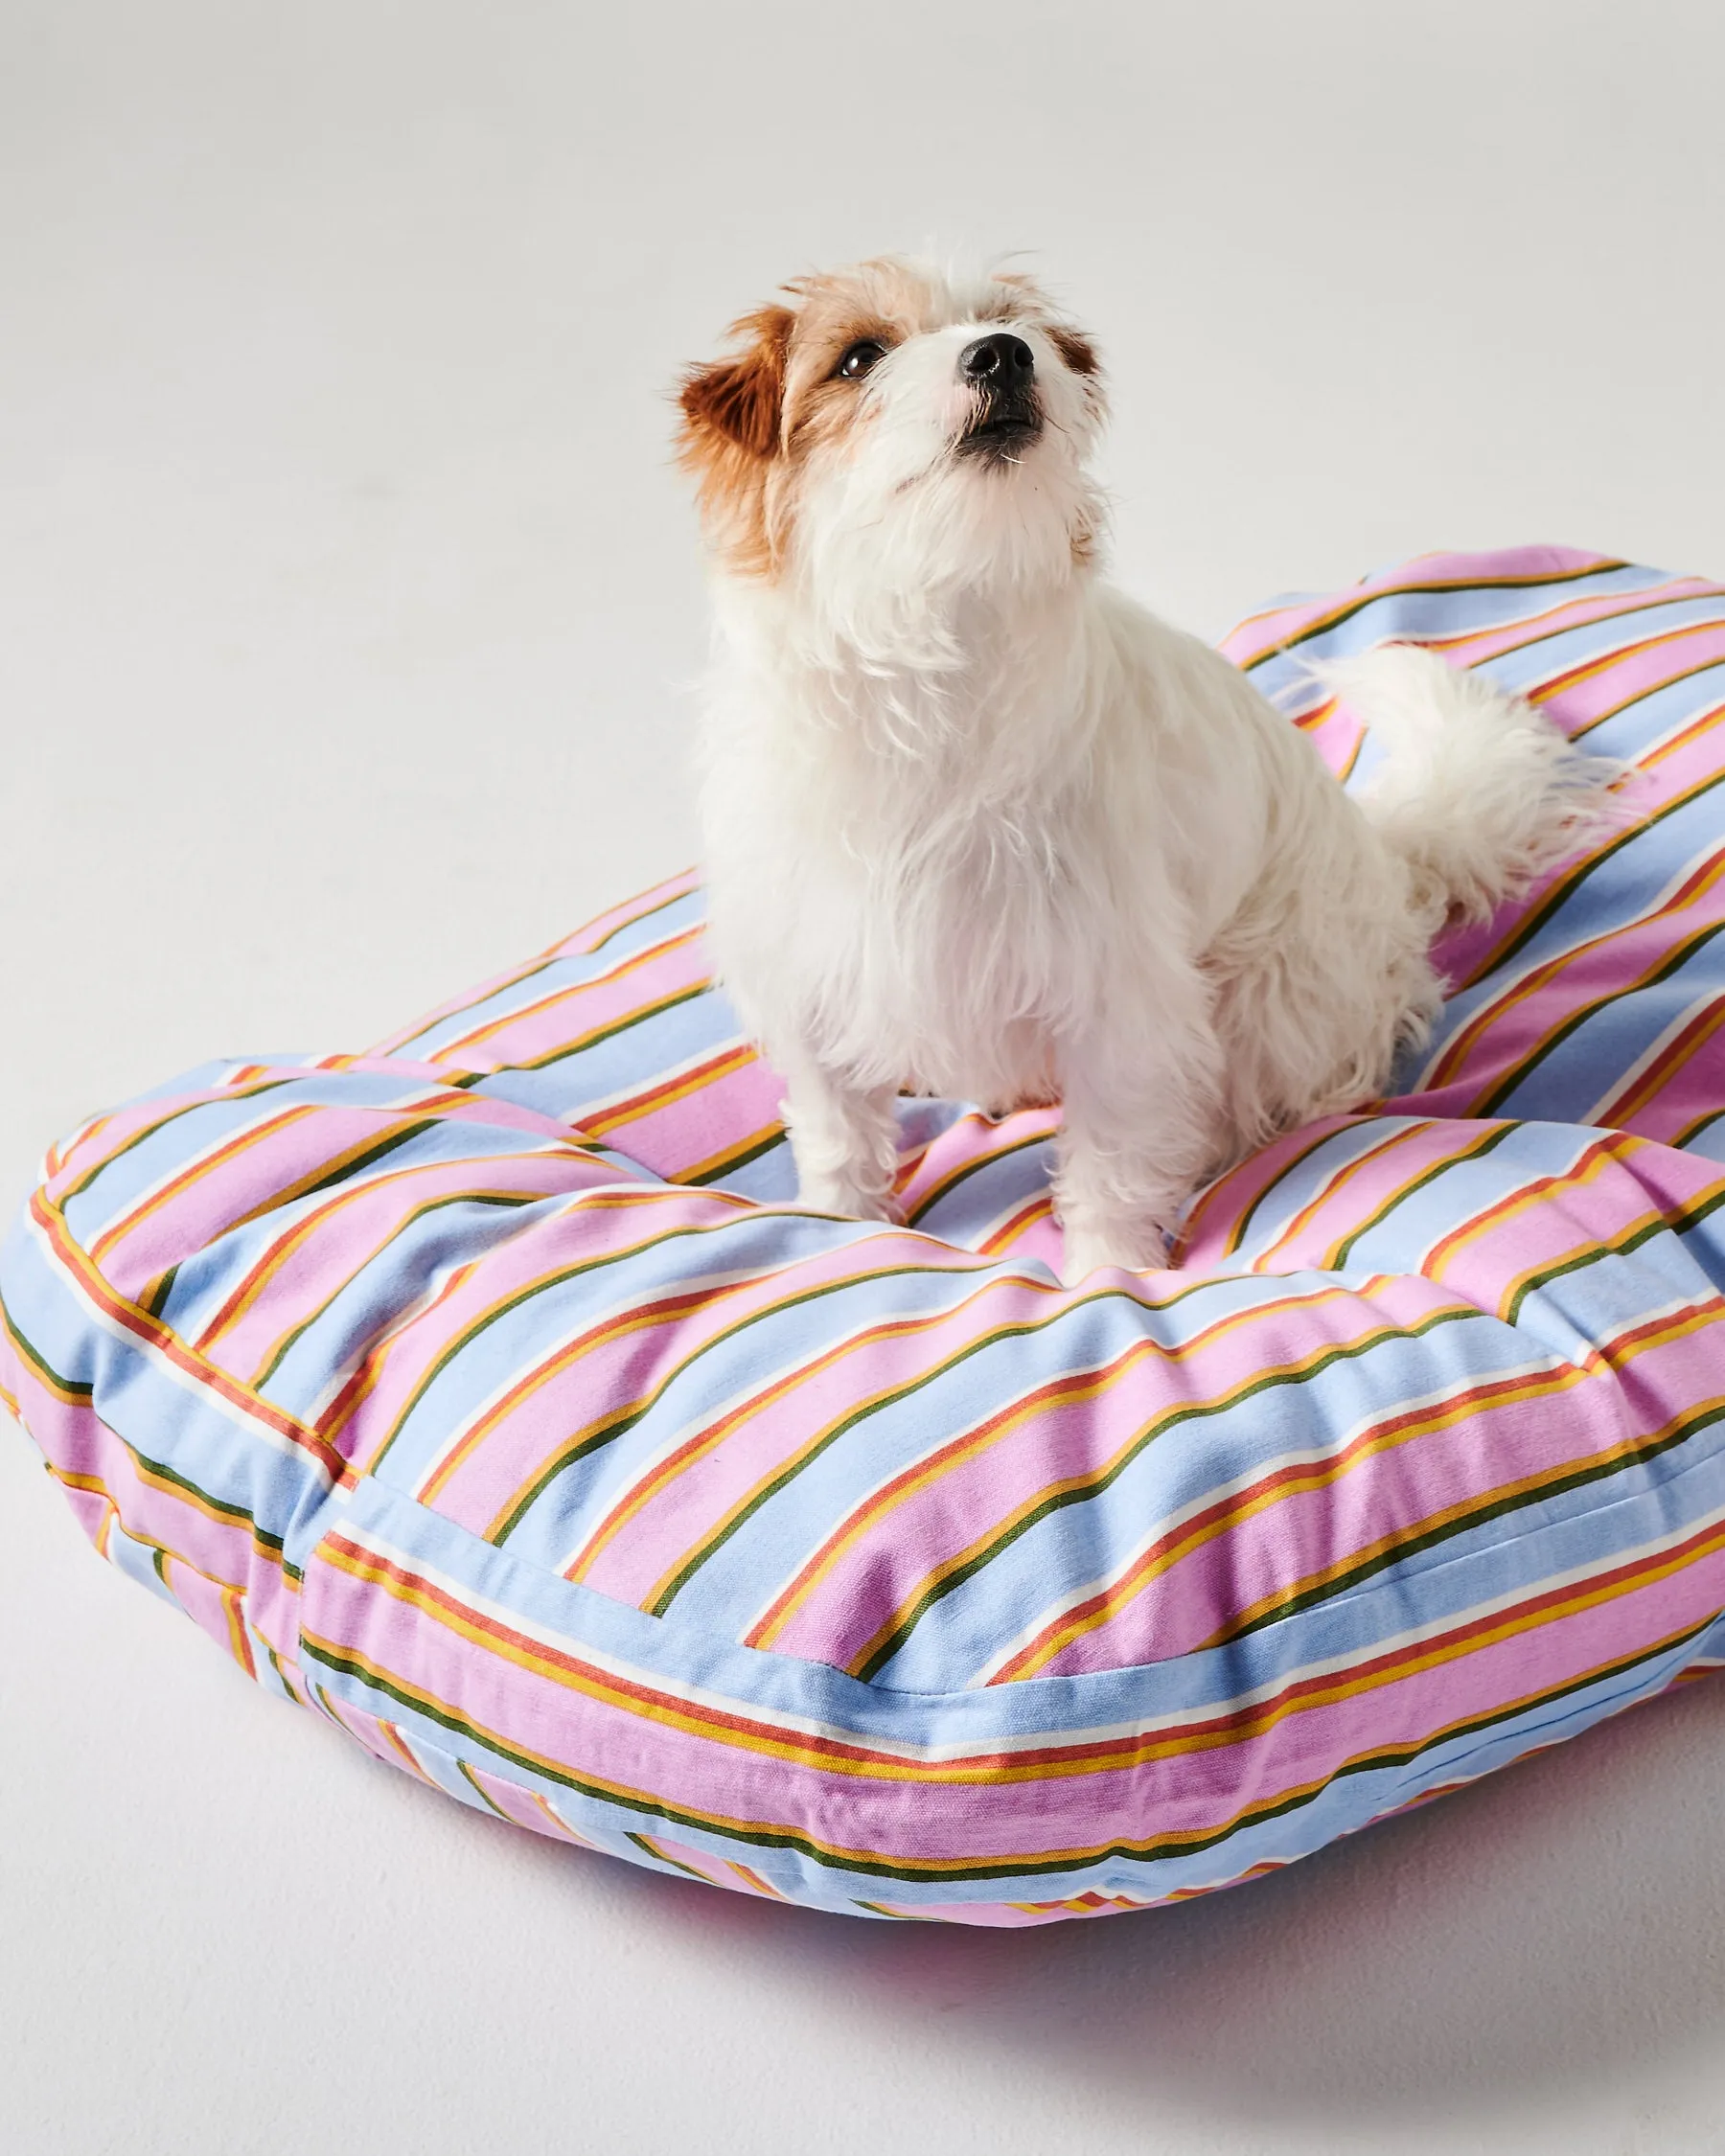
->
[8,543,1725,1924]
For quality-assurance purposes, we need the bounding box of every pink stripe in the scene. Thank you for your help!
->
[84,1078,603,1302]
[43,1054,474,1201]
[1610,1023,1725,1144]
[1179,1114,1368,1269]
[1427,743,1717,996]
[59,1480,111,1547]
[303,1529,1725,1865]
[1410,907,1725,1123]
[760,1275,1466,1675]
[367,869,702,1058]
[162,1558,249,1670]
[990,1206,1065,1274]
[197,1147,617,1378]
[634,1833,740,1890]
[1427,1146,1725,1306]
[335,1186,762,1473]
[91,1104,452,1298]
[316,1686,407,1764]
[426,1227,986,1538]
[1218,548,1619,672]
[458,1758,579,1839]
[1239,1119,1496,1272]
[45,1082,291,1206]
[895,1107,1058,1217]
[433,929,711,1073]
[590,1058,785,1182]
[1299,703,1366,781]
[566,1260,1109,1605]
[1540,622,1725,733]
[551,869,702,959]
[274,1658,313,1709]
[1436,578,1723,674]
[12,1363,302,1655]
[1033,1355,1645,1680]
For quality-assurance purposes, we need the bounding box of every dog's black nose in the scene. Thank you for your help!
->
[959,333,1035,385]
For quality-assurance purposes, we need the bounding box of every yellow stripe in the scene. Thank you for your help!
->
[433,920,706,1062]
[1427,849,1725,1094]
[581,1042,757,1139]
[1000,1363,1593,1681]
[590,1276,1368,1613]
[311,1521,1722,1825]
[87,1102,320,1264]
[746,1282,1416,1654]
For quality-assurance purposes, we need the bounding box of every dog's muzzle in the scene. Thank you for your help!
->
[955,333,1043,464]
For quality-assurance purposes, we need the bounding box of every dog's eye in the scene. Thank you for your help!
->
[835,340,887,380]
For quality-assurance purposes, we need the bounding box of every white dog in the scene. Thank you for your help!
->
[677,257,1615,1281]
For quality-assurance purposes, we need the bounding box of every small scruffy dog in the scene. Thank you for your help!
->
[677,257,1614,1281]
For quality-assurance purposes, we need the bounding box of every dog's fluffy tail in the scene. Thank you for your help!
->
[1311,643,1625,927]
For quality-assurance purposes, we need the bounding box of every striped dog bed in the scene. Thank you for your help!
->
[6,544,1725,1925]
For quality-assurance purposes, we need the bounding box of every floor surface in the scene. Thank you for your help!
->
[4,6,1725,2151]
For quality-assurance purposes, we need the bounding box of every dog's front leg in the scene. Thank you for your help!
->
[774,1047,903,1223]
[1054,982,1224,1282]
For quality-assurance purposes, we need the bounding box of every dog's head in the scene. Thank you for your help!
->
[676,258,1106,617]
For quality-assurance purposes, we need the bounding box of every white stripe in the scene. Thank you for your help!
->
[330,1500,1725,1768]
[77,1075,473,1252]
[1411,837,1725,1093]
[1582,987,1725,1125]
[26,1205,334,1485]
[967,1349,1569,1686]
[568,1031,754,1129]
[433,918,706,1061]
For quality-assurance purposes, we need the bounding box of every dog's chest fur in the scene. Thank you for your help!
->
[702,625,1108,1108]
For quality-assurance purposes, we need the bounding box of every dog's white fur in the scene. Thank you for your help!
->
[678,258,1618,1281]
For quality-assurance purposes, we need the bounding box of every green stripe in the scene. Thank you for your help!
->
[278,1119,441,1207]
[382,884,702,1060]
[298,1617,1704,1886]
[1216,1392,1725,1646]
[642,1271,1275,1617]
[1477,585,1725,682]
[903,1126,1051,1226]
[683,1125,787,1186]
[1,1313,95,1401]
[625,1830,710,1883]
[1325,1121,1520,1271]
[493,1257,1008,1547]
[1472,917,1725,1118]
[53,1076,298,1204]
[1,1310,298,1571]
[365,1211,768,1476]
[143,1265,179,1321]
[1570,646,1725,742]
[586,883,701,953]
[850,1305,1481,1682]
[455,1758,515,1820]
[517,981,712,1077]
[1240,561,1629,676]
[1502,1179,1725,1328]
[1449,766,1725,991]
[1211,1122,1363,1261]
[251,1189,546,1392]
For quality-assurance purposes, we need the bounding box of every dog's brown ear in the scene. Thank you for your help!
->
[676,306,795,576]
[1048,325,1101,378]
[678,306,794,464]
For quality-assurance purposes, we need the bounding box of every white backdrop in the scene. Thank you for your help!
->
[4,6,1725,2150]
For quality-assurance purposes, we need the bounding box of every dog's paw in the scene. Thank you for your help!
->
[795,1175,903,1226]
[1059,1218,1174,1285]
